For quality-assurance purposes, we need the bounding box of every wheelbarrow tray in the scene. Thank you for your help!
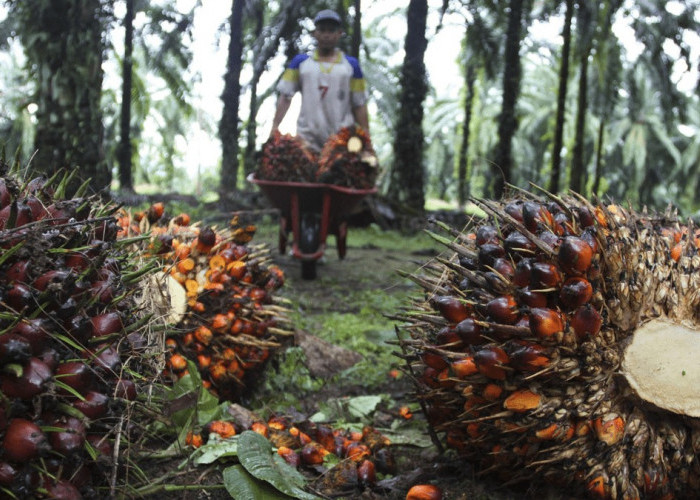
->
[248,173,376,265]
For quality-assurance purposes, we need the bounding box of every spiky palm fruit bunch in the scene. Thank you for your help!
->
[116,207,292,401]
[0,166,155,498]
[256,130,318,182]
[317,125,378,189]
[396,193,700,499]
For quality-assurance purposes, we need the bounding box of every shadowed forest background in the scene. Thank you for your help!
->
[0,0,699,215]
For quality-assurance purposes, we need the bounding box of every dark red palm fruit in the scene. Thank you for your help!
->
[90,312,123,338]
[374,447,396,474]
[517,287,548,308]
[358,459,376,486]
[476,225,499,246]
[529,308,565,339]
[48,416,86,456]
[6,283,33,311]
[90,280,118,305]
[434,327,462,349]
[558,236,594,275]
[513,258,533,287]
[64,314,92,345]
[491,258,515,282]
[88,343,121,374]
[55,297,78,320]
[55,361,93,396]
[2,418,50,462]
[314,424,335,453]
[570,304,603,340]
[0,357,52,400]
[522,201,546,232]
[458,255,478,271]
[580,227,599,254]
[146,202,165,224]
[0,461,17,486]
[530,262,562,289]
[24,196,50,220]
[0,178,11,208]
[33,269,74,292]
[114,378,137,400]
[485,295,519,324]
[86,434,112,457]
[559,277,593,310]
[504,231,536,259]
[431,295,470,323]
[0,200,34,229]
[300,442,327,465]
[454,318,484,345]
[345,442,371,462]
[6,259,29,283]
[504,201,524,223]
[64,252,90,271]
[154,233,174,254]
[12,318,51,354]
[538,229,561,248]
[478,243,506,267]
[420,366,441,389]
[72,391,110,421]
[38,348,60,371]
[474,346,510,380]
[197,226,217,249]
[43,479,82,500]
[0,334,32,364]
[277,446,301,467]
[506,340,550,372]
[576,206,596,228]
[421,352,448,371]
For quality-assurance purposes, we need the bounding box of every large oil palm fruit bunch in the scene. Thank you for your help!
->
[0,165,156,498]
[316,126,378,189]
[396,191,699,499]
[256,131,317,182]
[116,207,292,402]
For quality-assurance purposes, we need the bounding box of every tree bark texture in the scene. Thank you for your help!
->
[16,0,110,194]
[493,0,525,199]
[570,39,590,194]
[220,0,244,193]
[389,0,428,212]
[457,63,476,206]
[549,0,574,194]
[118,0,135,192]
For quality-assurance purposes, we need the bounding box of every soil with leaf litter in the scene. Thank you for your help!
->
[142,213,566,500]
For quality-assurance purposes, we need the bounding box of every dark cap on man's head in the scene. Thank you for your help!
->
[314,9,342,25]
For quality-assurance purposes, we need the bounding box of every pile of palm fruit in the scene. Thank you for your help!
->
[0,165,155,498]
[317,125,377,189]
[396,192,700,499]
[116,206,292,401]
[256,127,377,189]
[256,131,318,182]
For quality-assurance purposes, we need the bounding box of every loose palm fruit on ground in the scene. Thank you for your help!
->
[396,193,700,499]
[0,165,156,498]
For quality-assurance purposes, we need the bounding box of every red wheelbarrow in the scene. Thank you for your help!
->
[248,174,377,280]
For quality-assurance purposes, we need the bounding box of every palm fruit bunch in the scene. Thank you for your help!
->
[256,130,318,182]
[317,125,378,189]
[396,192,700,499]
[0,166,155,498]
[240,414,395,495]
[116,206,292,401]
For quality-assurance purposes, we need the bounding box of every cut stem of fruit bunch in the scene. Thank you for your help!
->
[397,192,700,499]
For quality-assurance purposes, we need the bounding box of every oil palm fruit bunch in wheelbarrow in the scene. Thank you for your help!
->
[256,130,318,182]
[116,207,292,401]
[395,191,700,499]
[317,125,378,189]
[0,164,158,498]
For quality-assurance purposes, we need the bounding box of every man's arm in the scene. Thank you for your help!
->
[353,104,370,136]
[269,94,293,137]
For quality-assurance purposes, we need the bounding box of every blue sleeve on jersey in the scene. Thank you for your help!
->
[288,54,310,69]
[344,55,364,78]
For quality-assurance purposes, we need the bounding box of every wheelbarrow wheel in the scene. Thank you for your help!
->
[336,222,348,259]
[279,217,288,255]
[301,260,317,280]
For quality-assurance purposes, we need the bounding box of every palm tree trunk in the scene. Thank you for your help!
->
[220,0,244,196]
[118,0,135,192]
[493,0,525,198]
[389,0,428,212]
[457,63,476,207]
[351,0,362,59]
[244,4,264,181]
[549,0,574,194]
[570,45,590,194]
